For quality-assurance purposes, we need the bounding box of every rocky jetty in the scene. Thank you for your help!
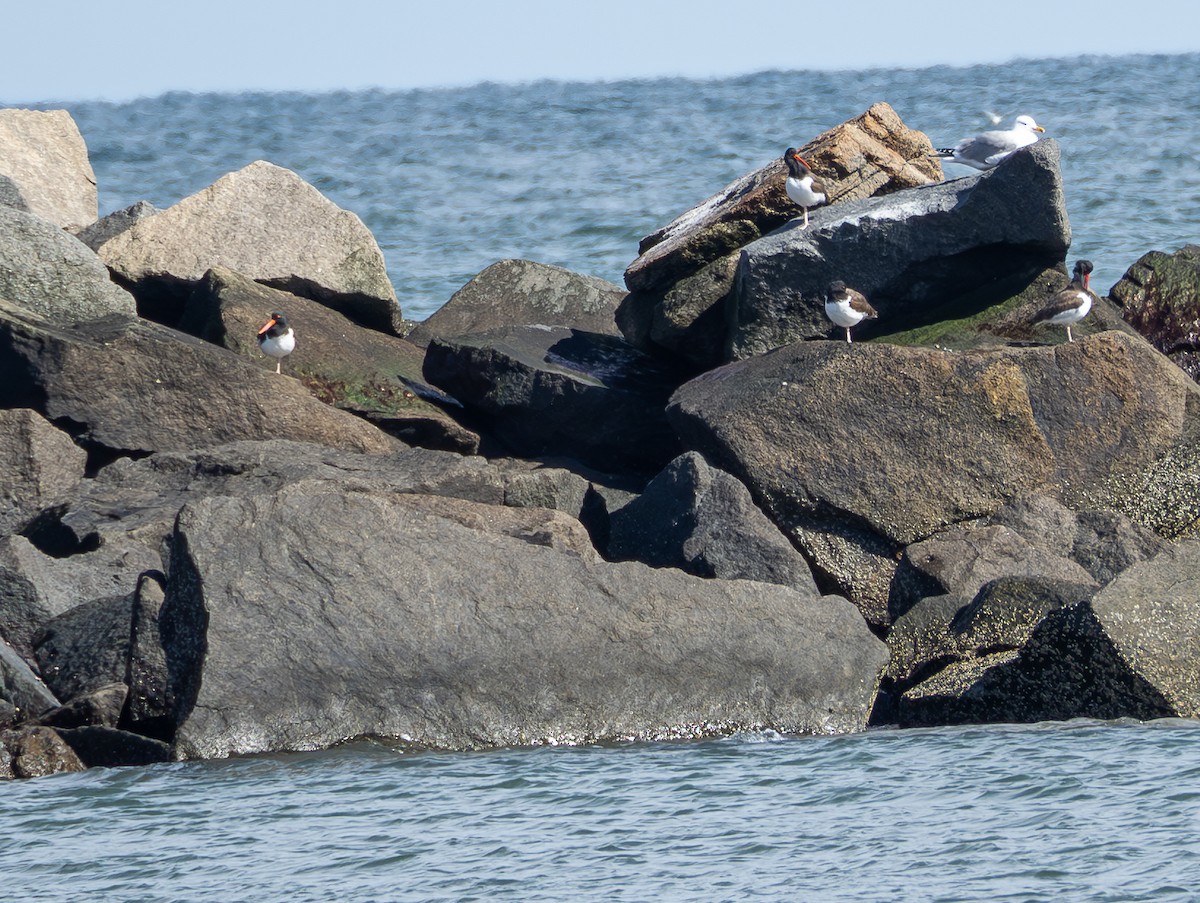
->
[3,104,1200,780]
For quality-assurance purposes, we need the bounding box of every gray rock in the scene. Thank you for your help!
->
[0,535,159,662]
[126,571,171,739]
[886,547,1200,727]
[0,639,60,722]
[988,493,1167,584]
[162,483,887,759]
[424,326,685,474]
[34,592,134,704]
[38,683,128,729]
[894,523,1098,619]
[95,161,402,332]
[60,440,514,547]
[72,201,158,251]
[56,725,172,768]
[0,109,97,230]
[408,259,624,348]
[1089,540,1200,715]
[0,299,399,456]
[0,409,87,537]
[0,206,136,321]
[0,174,29,212]
[609,452,818,593]
[728,140,1070,359]
[886,577,1101,725]
[668,333,1200,626]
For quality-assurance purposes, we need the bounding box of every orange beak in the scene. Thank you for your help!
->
[1034,126,1045,133]
[258,317,277,335]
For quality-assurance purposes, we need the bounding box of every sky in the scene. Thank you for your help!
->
[5,0,1200,103]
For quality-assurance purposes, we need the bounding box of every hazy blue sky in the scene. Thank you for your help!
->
[5,0,1199,102]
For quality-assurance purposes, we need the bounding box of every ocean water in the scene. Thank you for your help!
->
[3,721,1198,901]
[5,54,1200,900]
[55,52,1200,321]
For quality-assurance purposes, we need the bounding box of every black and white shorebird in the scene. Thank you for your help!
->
[826,281,878,344]
[784,148,828,229]
[1032,260,1097,343]
[934,115,1045,170]
[257,311,295,373]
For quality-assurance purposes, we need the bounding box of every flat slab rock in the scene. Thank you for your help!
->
[162,484,887,758]
[0,300,398,456]
[424,325,686,473]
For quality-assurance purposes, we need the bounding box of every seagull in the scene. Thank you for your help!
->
[826,281,878,344]
[257,311,295,373]
[784,148,828,229]
[934,115,1046,170]
[1033,260,1097,343]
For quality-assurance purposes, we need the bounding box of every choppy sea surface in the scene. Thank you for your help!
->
[5,53,1200,901]
[3,722,1199,902]
[43,52,1200,321]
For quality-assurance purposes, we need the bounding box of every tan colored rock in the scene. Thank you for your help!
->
[97,161,401,332]
[624,103,942,295]
[0,109,97,230]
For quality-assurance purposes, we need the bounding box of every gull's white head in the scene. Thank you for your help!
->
[1014,115,1045,134]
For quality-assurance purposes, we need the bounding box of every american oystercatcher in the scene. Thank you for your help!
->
[257,311,295,373]
[826,281,878,344]
[934,115,1045,171]
[784,148,828,229]
[1033,260,1097,343]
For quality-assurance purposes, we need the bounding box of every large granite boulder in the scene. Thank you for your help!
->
[0,410,87,537]
[619,103,943,369]
[668,332,1200,624]
[180,267,478,453]
[408,259,625,348]
[728,140,1071,359]
[0,109,97,230]
[95,161,401,332]
[424,326,686,474]
[0,206,137,321]
[1110,245,1200,381]
[0,300,399,457]
[161,483,886,759]
[608,452,818,594]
